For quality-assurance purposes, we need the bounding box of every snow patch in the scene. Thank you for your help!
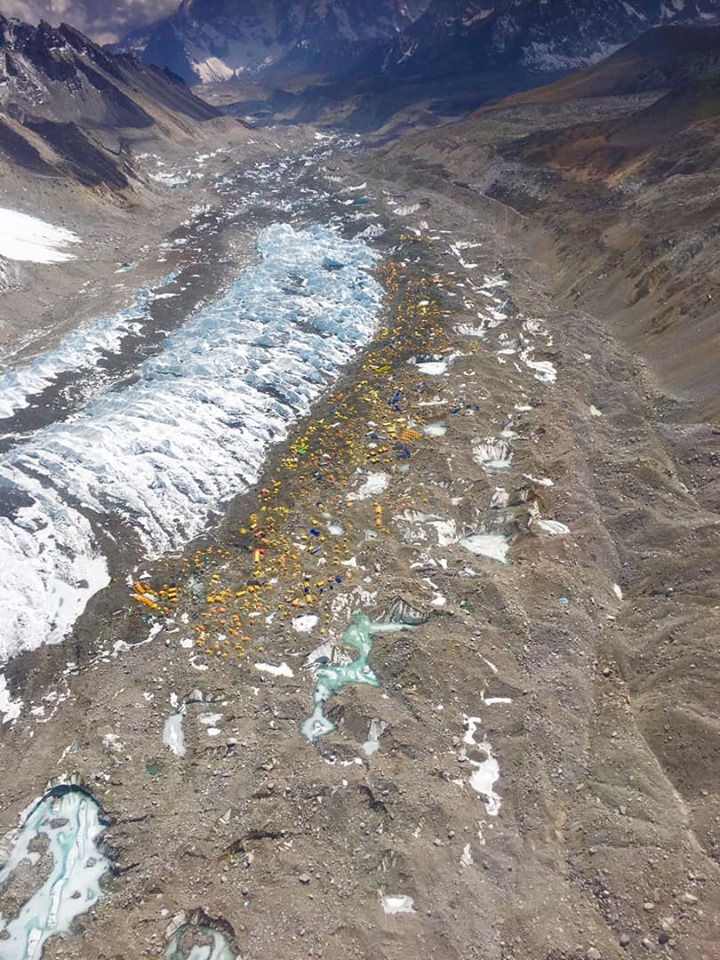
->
[362,718,387,756]
[0,208,81,263]
[347,471,389,501]
[0,673,22,724]
[255,662,294,678]
[163,709,186,758]
[521,350,557,384]
[463,715,502,816]
[422,422,446,437]
[381,894,415,914]
[460,843,474,866]
[459,534,510,564]
[473,439,512,470]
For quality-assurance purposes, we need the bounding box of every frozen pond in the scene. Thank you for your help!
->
[302,611,410,742]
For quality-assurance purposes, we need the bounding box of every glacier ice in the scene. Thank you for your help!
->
[0,223,384,661]
[0,472,109,663]
[0,272,179,421]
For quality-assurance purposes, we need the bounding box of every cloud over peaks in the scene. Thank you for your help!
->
[1,0,178,43]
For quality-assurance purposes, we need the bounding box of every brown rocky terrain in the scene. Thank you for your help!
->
[0,25,719,960]
[370,26,720,416]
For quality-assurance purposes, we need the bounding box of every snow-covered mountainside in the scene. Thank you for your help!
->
[114,0,431,84]
[118,0,720,86]
[377,0,720,79]
[0,15,221,190]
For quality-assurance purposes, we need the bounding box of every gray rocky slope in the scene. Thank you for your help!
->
[0,14,222,192]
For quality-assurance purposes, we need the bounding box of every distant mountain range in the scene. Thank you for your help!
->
[114,0,720,86]
[0,15,221,191]
[115,0,432,84]
[380,0,720,77]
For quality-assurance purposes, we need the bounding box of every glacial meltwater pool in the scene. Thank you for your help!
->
[0,786,110,960]
[301,611,411,742]
[165,924,237,960]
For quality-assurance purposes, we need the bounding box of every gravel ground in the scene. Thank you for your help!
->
[0,123,719,960]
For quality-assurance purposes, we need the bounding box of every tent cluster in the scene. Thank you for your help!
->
[131,255,458,660]
[131,580,178,615]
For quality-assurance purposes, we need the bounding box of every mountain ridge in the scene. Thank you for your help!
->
[115,0,720,90]
[114,0,431,85]
[0,13,223,193]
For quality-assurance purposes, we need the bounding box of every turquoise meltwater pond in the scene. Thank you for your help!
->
[0,787,110,960]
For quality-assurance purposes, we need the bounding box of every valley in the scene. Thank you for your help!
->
[0,7,719,960]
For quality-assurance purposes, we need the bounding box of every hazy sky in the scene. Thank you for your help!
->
[0,0,178,43]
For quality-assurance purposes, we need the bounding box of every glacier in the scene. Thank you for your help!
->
[0,223,383,663]
[0,272,179,421]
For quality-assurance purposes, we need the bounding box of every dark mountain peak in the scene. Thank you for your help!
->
[57,21,99,55]
[1,15,109,82]
[0,14,222,192]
